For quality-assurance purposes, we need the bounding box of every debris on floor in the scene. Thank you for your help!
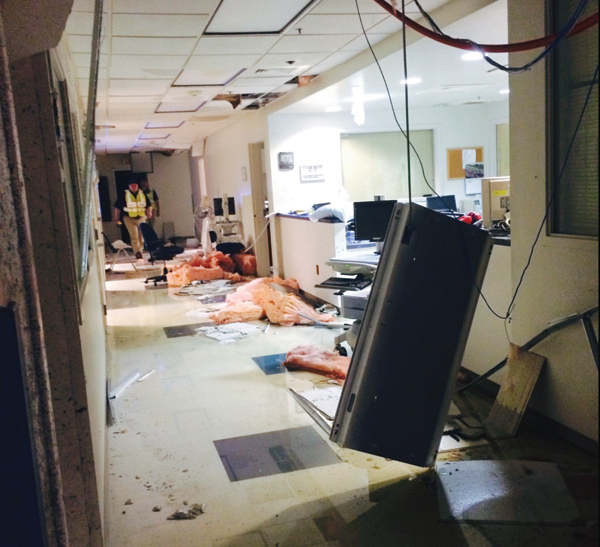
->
[167,251,249,286]
[167,503,206,520]
[211,276,336,326]
[152,506,162,512]
[283,345,350,380]
[124,499,133,505]
[196,322,260,342]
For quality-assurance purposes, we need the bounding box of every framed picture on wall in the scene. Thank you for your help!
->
[300,164,325,182]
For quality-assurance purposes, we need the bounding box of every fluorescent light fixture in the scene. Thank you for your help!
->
[325,106,342,112]
[204,0,317,35]
[462,52,484,61]
[499,89,510,94]
[400,77,422,85]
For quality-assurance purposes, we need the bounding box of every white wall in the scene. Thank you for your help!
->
[148,151,195,238]
[203,110,269,244]
[268,100,508,214]
[508,0,598,441]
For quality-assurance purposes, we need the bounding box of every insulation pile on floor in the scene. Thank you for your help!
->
[210,277,336,326]
[283,345,351,380]
[167,251,249,286]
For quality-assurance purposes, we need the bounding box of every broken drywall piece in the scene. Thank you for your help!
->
[167,503,206,520]
[196,322,260,342]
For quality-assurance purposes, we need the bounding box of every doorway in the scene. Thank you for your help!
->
[248,141,272,277]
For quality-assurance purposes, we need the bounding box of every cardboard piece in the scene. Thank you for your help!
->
[485,344,545,438]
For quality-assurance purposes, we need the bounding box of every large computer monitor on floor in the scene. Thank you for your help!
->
[331,202,493,467]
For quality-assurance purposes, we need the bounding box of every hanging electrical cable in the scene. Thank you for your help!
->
[354,0,599,322]
[371,0,597,53]
[401,0,591,74]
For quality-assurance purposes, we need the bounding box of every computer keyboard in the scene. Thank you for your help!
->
[317,276,372,291]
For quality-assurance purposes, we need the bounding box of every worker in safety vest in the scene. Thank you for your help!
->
[113,179,151,259]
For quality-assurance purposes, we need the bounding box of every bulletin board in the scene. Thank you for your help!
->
[447,147,483,179]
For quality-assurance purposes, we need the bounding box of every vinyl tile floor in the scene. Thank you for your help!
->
[104,265,598,547]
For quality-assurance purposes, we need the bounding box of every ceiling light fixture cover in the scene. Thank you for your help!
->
[204,0,316,35]
[400,77,422,85]
[462,52,484,61]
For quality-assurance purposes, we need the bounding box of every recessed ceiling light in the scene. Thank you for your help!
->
[400,77,422,85]
[462,52,484,61]
[204,0,316,35]
[499,89,510,94]
[325,106,342,112]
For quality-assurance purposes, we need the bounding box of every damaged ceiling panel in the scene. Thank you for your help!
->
[63,0,485,154]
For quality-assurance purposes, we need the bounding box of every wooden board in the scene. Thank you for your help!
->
[447,147,483,179]
[485,344,546,438]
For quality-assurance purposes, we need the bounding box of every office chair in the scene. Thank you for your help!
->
[103,234,138,272]
[139,222,184,285]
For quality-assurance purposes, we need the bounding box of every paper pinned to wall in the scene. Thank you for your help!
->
[462,149,476,168]
[465,178,482,195]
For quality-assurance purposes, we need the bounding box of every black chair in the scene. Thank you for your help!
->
[139,223,184,285]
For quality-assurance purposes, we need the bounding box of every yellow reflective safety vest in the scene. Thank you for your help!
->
[123,190,147,217]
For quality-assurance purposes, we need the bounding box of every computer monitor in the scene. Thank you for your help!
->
[331,202,494,467]
[481,177,510,229]
[353,200,397,242]
[213,197,235,217]
[426,195,457,214]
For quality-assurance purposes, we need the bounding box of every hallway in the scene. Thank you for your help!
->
[104,265,598,547]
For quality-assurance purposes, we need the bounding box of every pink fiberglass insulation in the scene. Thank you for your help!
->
[211,277,333,326]
[283,345,350,380]
[167,264,223,286]
[210,300,265,324]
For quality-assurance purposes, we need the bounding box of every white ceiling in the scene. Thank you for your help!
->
[64,0,508,155]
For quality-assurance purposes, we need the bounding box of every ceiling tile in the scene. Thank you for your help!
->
[109,79,171,96]
[340,32,392,52]
[107,96,164,104]
[233,75,294,87]
[111,37,198,55]
[204,0,314,34]
[110,55,188,79]
[139,131,171,140]
[302,50,361,74]
[77,66,108,79]
[174,69,245,86]
[68,34,93,53]
[184,54,262,70]
[174,55,261,86]
[72,53,107,68]
[192,35,279,56]
[112,0,219,14]
[366,15,404,34]
[290,13,387,34]
[222,83,281,94]
[309,0,391,14]
[268,34,355,54]
[157,86,220,112]
[145,116,189,129]
[66,11,94,35]
[71,0,107,12]
[253,52,329,69]
[112,14,209,37]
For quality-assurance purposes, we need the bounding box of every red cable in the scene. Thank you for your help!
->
[371,0,598,53]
